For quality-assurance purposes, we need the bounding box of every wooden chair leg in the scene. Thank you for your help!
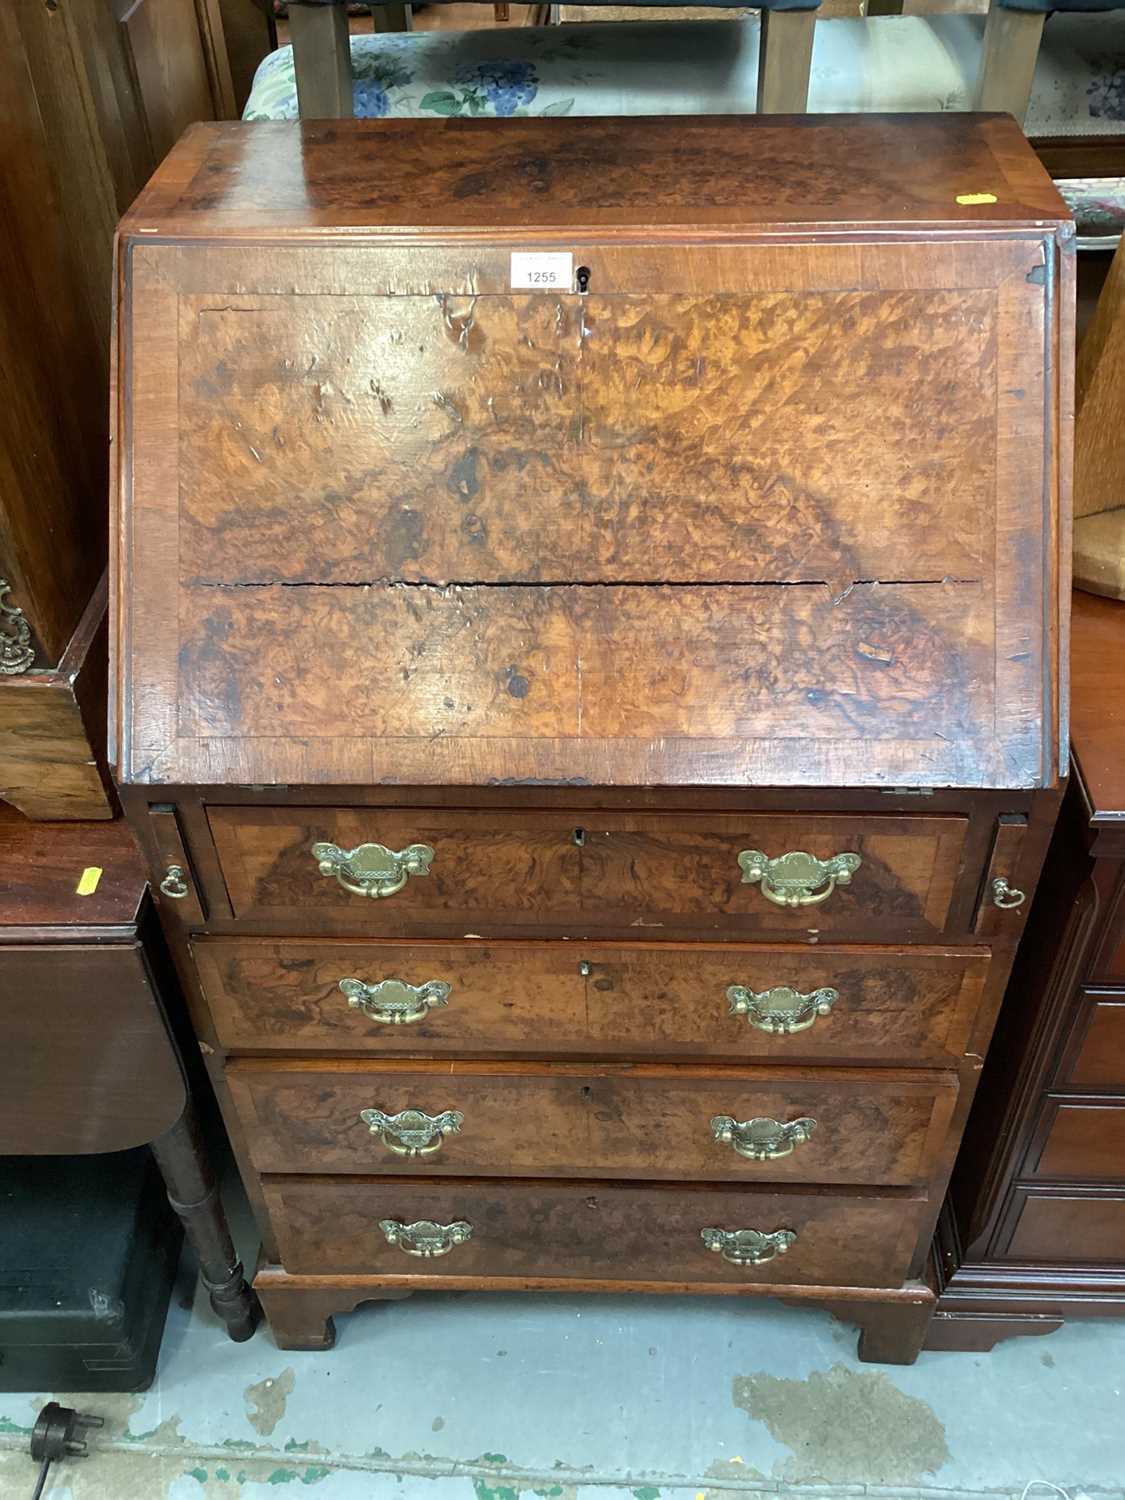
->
[151,1104,261,1343]
[757,10,816,114]
[975,0,1045,122]
[288,2,353,119]
[371,4,413,30]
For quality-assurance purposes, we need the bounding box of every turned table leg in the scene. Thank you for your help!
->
[151,1105,260,1342]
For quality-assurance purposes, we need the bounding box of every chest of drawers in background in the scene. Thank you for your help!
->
[112,113,1072,1362]
[930,590,1125,1350]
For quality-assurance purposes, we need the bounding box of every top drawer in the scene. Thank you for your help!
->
[207,806,968,940]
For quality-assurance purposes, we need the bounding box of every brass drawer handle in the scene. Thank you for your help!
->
[361,1106,463,1158]
[727,984,837,1035]
[159,864,190,900]
[738,849,861,908]
[992,876,1026,910]
[711,1115,817,1161]
[379,1218,472,1258]
[701,1227,796,1267]
[312,840,434,899]
[339,976,451,1025]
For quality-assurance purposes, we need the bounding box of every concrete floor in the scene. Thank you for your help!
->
[2,1235,1124,1500]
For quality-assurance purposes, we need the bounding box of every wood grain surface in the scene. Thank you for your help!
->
[206,806,967,939]
[264,1174,925,1286]
[194,936,990,1065]
[1005,1189,1125,1263]
[112,117,1070,791]
[0,802,144,933]
[1032,1101,1125,1180]
[228,1059,957,1185]
[1059,995,1125,1090]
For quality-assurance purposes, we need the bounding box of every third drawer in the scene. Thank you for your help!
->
[194,938,990,1066]
[227,1060,958,1186]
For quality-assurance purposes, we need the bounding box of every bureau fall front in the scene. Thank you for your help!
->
[111,114,1073,1361]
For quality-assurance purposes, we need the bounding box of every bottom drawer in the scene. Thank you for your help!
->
[264,1177,924,1289]
[1004,1187,1125,1263]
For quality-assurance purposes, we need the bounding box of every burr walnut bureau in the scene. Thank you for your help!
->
[111,113,1073,1362]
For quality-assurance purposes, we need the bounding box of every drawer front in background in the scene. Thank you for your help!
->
[195,937,990,1065]
[265,1177,925,1288]
[1056,992,1125,1091]
[206,806,969,940]
[228,1061,956,1186]
[1030,1099,1125,1181]
[1003,1188,1125,1264]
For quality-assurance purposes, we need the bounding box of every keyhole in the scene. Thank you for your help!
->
[572,827,586,846]
[578,960,592,977]
[575,265,591,294]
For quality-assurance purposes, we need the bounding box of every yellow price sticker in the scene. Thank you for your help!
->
[76,866,103,897]
[956,192,998,206]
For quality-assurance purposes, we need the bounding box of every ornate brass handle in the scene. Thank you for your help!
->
[379,1218,472,1258]
[360,1106,463,1158]
[159,865,190,900]
[711,1115,816,1161]
[312,840,434,899]
[727,984,837,1035]
[700,1227,796,1266]
[339,977,451,1026]
[738,849,861,908]
[992,877,1026,910]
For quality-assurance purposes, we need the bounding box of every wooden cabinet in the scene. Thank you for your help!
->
[0,0,235,818]
[113,115,1072,1360]
[931,590,1125,1349]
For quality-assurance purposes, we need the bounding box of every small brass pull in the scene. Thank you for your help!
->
[159,865,190,900]
[727,984,837,1036]
[711,1115,816,1161]
[738,849,861,908]
[339,977,451,1026]
[312,840,434,899]
[701,1227,796,1267]
[379,1218,472,1258]
[361,1106,463,1158]
[992,877,1026,910]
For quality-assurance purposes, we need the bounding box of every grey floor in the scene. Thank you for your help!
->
[2,1233,1124,1500]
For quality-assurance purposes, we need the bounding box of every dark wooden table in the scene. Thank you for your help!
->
[0,807,259,1341]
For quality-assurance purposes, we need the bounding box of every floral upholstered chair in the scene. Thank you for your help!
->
[276,0,823,116]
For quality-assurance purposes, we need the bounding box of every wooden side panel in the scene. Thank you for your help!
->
[0,945,185,1154]
[228,1061,957,1186]
[205,807,968,940]
[973,814,1030,938]
[1058,994,1125,1090]
[265,1176,925,1287]
[193,937,990,1064]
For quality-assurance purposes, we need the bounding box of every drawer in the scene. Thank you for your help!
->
[206,806,969,940]
[1056,992,1125,1091]
[264,1176,925,1288]
[1003,1187,1125,1264]
[229,1060,957,1187]
[196,937,989,1066]
[1029,1099,1125,1181]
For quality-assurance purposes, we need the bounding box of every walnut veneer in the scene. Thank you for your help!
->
[112,115,1072,1361]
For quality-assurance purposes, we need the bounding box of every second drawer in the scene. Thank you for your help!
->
[194,937,990,1065]
[228,1061,957,1186]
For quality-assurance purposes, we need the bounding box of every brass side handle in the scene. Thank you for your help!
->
[312,840,434,899]
[992,876,1026,910]
[159,864,190,900]
[738,849,861,908]
[339,977,451,1026]
[379,1218,472,1258]
[360,1106,463,1158]
[711,1115,817,1161]
[701,1227,796,1267]
[727,984,837,1035]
